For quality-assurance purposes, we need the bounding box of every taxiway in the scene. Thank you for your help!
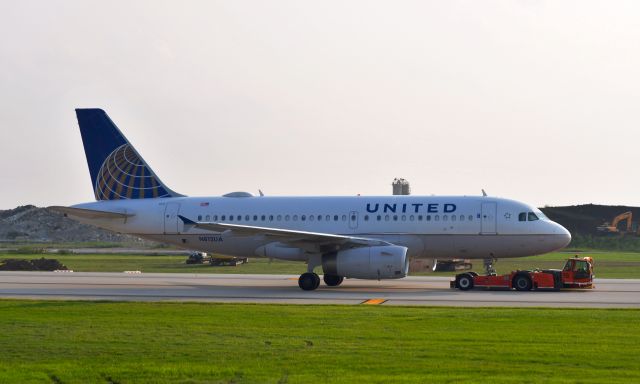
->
[1,272,639,307]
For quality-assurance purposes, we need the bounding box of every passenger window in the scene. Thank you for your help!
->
[334,215,339,221]
[377,215,382,221]
[364,215,369,221]
[460,215,464,221]
[385,215,390,221]
[309,215,314,222]
[285,215,290,221]
[468,215,473,221]
[205,215,210,221]
[451,215,456,222]
[317,215,322,221]
[342,215,347,221]
[410,215,414,221]
[221,215,226,221]
[351,214,356,221]
[198,215,202,221]
[518,212,527,222]
[229,215,234,221]
[245,215,250,221]
[326,215,331,221]
[270,215,274,221]
[301,215,306,221]
[277,215,282,221]
[418,215,423,221]
[236,215,241,221]
[528,212,539,221]
[261,215,266,221]
[435,215,440,221]
[443,215,448,221]
[293,215,298,221]
[401,215,406,221]
[213,215,218,221]
[393,215,398,221]
[427,215,431,221]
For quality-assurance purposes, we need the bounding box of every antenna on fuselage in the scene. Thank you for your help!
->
[258,189,265,196]
[482,189,487,197]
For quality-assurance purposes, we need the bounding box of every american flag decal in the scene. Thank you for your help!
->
[200,202,210,207]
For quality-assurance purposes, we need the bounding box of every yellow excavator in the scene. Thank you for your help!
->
[597,211,634,234]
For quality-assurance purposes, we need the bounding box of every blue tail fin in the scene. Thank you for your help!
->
[75,109,182,200]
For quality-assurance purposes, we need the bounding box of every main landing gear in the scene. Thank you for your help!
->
[298,272,320,291]
[298,255,344,291]
[323,274,344,287]
[297,273,344,291]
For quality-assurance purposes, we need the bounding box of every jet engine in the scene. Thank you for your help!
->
[322,245,409,280]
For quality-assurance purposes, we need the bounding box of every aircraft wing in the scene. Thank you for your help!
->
[178,215,390,251]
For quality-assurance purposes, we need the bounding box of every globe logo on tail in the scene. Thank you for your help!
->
[94,144,171,200]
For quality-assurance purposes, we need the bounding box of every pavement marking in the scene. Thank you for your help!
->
[362,298,387,305]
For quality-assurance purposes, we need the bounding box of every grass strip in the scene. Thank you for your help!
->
[0,301,638,383]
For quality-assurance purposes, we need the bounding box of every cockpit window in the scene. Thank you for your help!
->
[534,209,547,220]
[519,211,540,222]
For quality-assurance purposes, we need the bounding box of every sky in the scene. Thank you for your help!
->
[1,0,639,210]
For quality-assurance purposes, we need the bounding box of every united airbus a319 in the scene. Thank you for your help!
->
[53,109,571,291]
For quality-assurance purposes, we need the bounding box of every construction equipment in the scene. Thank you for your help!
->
[597,211,633,234]
[185,251,207,264]
[450,256,594,291]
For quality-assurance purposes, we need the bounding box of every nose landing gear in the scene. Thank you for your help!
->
[483,258,497,275]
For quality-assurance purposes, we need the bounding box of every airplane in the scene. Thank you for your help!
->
[52,109,572,291]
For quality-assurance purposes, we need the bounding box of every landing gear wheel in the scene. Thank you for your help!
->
[513,274,533,291]
[299,272,320,291]
[323,274,344,287]
[457,274,474,291]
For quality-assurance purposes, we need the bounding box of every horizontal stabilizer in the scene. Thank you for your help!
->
[49,206,134,220]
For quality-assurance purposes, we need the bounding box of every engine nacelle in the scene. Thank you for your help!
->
[322,245,409,280]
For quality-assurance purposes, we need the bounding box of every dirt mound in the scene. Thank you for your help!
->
[0,205,156,244]
[0,257,68,271]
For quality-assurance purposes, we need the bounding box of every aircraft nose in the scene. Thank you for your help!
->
[551,222,572,250]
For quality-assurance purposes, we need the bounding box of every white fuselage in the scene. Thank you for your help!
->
[71,195,571,263]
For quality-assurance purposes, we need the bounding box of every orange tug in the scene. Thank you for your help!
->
[451,257,594,291]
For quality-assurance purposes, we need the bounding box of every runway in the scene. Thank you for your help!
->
[1,272,639,308]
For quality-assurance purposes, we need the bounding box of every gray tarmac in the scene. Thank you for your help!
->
[0,271,639,307]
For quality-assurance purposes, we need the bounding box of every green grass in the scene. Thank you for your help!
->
[0,301,638,383]
[0,253,309,274]
[2,251,640,278]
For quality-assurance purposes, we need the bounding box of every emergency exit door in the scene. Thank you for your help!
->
[349,211,358,229]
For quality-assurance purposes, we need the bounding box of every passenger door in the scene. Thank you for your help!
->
[480,202,497,234]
